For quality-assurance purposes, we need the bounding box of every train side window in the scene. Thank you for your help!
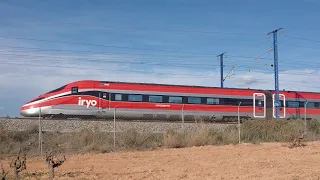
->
[306,102,315,108]
[207,98,219,105]
[243,99,253,106]
[149,95,163,103]
[169,96,182,103]
[71,87,78,94]
[128,94,142,102]
[188,97,201,104]
[287,101,299,108]
[115,94,122,101]
[315,102,320,109]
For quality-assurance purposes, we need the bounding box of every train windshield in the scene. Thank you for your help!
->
[45,85,67,94]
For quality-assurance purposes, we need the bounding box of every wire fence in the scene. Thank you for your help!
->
[32,106,243,155]
[30,102,315,156]
[0,103,316,158]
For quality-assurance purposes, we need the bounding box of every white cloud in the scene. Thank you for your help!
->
[0,43,319,117]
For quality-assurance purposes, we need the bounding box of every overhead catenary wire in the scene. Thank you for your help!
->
[7,20,320,53]
[10,20,320,50]
[30,18,320,42]
[225,57,320,69]
[0,61,214,76]
[0,36,228,55]
[1,41,319,68]
[1,60,320,79]
[1,52,319,76]
[0,53,221,70]
[0,35,299,56]
[284,36,320,43]
[279,43,320,50]
[15,19,266,36]
[3,71,320,89]
[2,68,319,86]
[2,46,319,68]
[6,19,320,48]
[1,51,318,70]
[0,45,216,58]
[2,21,320,54]
[1,35,320,66]
[2,21,270,47]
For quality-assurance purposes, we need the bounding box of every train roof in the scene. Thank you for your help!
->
[96,80,320,94]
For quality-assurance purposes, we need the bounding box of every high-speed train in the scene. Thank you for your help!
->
[20,80,320,122]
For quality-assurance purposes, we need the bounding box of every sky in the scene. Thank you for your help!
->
[0,0,319,117]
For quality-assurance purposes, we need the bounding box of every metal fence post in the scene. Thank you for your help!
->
[181,104,184,126]
[238,102,242,144]
[113,107,116,147]
[38,107,42,156]
[304,101,308,135]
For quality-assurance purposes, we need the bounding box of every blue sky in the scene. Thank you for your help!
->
[0,0,319,117]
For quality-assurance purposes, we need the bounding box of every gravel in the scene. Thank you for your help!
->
[0,118,234,133]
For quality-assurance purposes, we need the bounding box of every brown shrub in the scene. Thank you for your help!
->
[117,128,162,150]
[163,126,239,149]
[163,128,185,148]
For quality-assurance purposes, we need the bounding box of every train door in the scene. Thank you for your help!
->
[97,92,108,109]
[272,94,286,118]
[253,93,266,118]
[101,92,108,109]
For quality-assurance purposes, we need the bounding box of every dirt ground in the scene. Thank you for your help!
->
[2,141,320,180]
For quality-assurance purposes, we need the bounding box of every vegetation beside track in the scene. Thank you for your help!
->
[0,119,319,157]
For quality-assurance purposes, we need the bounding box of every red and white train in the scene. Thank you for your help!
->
[20,80,320,122]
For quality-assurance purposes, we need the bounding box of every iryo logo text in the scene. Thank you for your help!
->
[78,97,97,108]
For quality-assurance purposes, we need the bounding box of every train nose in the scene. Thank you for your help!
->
[20,95,49,117]
[20,109,28,117]
[20,107,39,117]
[20,106,40,117]
[20,105,51,117]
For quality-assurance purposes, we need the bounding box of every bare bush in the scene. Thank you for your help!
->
[9,149,26,180]
[45,151,66,179]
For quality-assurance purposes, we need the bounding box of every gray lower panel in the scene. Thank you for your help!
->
[47,105,256,121]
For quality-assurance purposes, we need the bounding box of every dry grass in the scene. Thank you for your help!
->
[240,120,305,143]
[0,119,319,157]
[163,126,238,148]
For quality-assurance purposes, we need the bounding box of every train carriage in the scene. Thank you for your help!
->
[20,80,320,122]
